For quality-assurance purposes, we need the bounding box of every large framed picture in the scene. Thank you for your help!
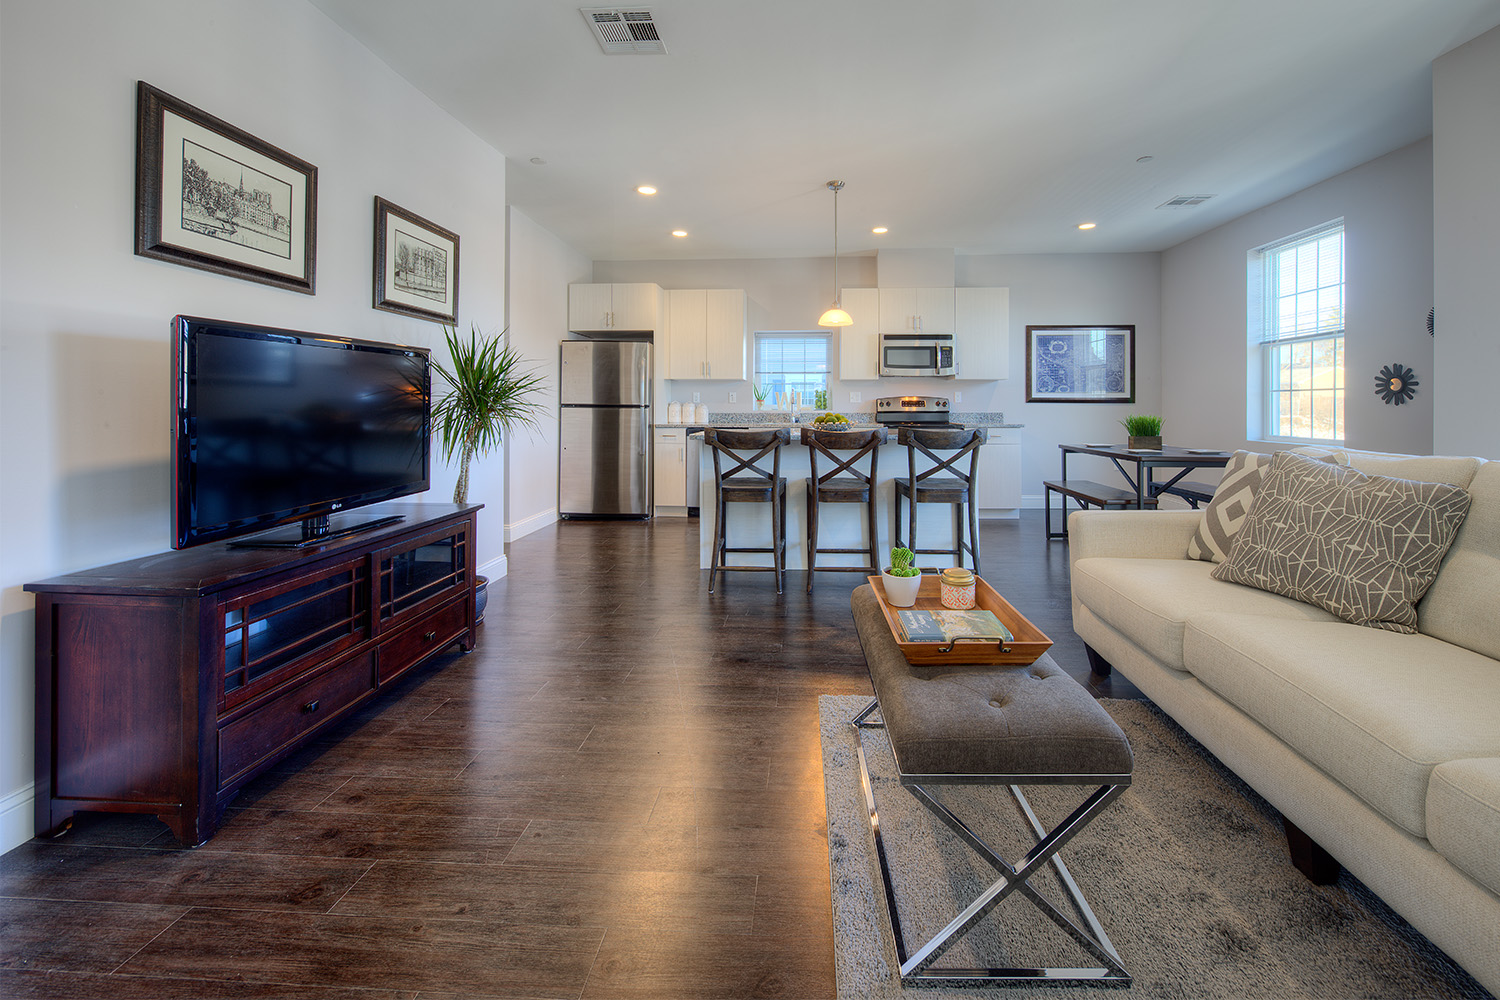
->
[135,82,317,294]
[373,197,459,324]
[1025,325,1136,403]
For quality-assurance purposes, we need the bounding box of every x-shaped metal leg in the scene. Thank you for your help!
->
[852,701,1132,986]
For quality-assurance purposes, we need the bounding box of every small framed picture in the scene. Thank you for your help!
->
[135,82,317,294]
[373,197,459,324]
[1025,325,1136,403]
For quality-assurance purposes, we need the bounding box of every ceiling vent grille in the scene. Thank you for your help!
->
[581,7,667,54]
[1157,194,1215,208]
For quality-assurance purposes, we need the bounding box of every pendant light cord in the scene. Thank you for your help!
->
[829,180,843,308]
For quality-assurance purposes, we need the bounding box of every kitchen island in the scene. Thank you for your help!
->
[686,418,1022,571]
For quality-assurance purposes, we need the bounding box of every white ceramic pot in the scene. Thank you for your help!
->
[881,570,923,608]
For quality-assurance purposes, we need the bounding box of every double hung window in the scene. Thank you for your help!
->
[1253,222,1345,441]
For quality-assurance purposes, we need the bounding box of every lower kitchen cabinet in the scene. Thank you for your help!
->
[654,427,688,509]
[976,433,1022,514]
[26,503,480,846]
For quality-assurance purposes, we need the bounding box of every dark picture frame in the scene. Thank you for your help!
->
[135,82,317,294]
[373,197,460,324]
[1025,325,1136,403]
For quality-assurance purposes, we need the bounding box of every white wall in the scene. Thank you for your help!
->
[505,206,591,539]
[595,252,1162,501]
[1433,25,1500,456]
[1160,140,1436,456]
[0,0,509,853]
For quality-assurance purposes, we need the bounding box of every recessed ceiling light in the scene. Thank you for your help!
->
[529,157,546,165]
[1136,155,1154,163]
[671,229,688,237]
[872,227,888,234]
[637,185,657,195]
[1078,222,1097,230]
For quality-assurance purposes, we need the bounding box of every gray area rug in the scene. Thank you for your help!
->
[820,694,1492,1000]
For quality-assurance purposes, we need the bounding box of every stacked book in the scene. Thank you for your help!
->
[894,609,1014,644]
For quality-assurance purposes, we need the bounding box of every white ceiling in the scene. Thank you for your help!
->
[309,0,1500,262]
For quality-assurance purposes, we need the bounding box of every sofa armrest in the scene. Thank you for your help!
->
[1067,509,1203,563]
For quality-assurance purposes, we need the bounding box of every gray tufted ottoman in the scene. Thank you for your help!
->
[849,584,1135,986]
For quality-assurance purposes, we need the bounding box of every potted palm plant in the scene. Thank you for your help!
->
[432,324,546,619]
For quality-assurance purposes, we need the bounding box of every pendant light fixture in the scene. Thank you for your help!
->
[818,180,853,327]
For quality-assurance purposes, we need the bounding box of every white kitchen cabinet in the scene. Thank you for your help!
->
[836,287,881,380]
[878,287,955,334]
[976,431,1022,515]
[954,286,1010,381]
[654,427,687,510]
[665,287,746,380]
[568,282,662,332]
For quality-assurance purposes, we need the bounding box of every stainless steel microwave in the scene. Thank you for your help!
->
[879,334,956,377]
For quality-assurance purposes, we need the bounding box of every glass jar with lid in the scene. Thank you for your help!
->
[939,568,976,610]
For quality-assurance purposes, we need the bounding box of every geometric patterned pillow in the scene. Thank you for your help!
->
[1186,451,1272,562]
[1210,451,1472,632]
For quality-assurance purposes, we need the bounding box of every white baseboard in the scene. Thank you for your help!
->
[0,783,33,855]
[479,553,508,580]
[505,507,557,543]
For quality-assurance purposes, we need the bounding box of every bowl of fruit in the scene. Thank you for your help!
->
[811,412,852,431]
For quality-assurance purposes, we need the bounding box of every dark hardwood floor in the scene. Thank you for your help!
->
[0,511,1134,999]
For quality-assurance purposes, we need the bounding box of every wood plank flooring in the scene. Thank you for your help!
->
[1,512,1133,999]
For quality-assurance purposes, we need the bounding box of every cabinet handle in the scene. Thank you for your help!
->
[423,631,437,642]
[302,700,320,714]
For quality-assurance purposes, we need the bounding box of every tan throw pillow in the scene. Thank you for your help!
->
[1186,451,1272,562]
[1211,451,1472,632]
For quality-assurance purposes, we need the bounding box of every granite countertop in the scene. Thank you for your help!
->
[656,412,1022,430]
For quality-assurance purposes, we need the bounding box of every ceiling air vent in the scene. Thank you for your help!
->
[581,7,667,54]
[1157,194,1215,209]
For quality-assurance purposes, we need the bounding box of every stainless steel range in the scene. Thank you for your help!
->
[874,395,964,430]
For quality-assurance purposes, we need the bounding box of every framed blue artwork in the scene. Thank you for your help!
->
[1025,325,1135,403]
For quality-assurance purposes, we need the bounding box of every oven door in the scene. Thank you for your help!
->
[880,335,955,377]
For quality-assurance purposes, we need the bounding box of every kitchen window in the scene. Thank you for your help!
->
[1251,221,1344,442]
[754,332,829,404]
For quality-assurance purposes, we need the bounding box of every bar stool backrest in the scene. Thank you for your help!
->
[703,427,791,485]
[801,426,888,492]
[897,426,988,487]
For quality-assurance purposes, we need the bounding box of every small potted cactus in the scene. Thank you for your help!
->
[881,546,924,608]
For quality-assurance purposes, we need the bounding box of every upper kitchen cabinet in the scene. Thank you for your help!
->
[666,288,747,380]
[569,282,662,332]
[878,287,955,334]
[836,287,881,380]
[954,286,1009,380]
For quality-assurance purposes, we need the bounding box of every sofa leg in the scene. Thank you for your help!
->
[1283,817,1340,884]
[1084,644,1113,677]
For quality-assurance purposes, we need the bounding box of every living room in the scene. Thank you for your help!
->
[3,1,1498,996]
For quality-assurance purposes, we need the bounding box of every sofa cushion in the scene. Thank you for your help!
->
[1071,557,1340,671]
[1184,613,1500,838]
[1427,758,1500,897]
[1418,460,1500,660]
[1339,449,1482,489]
[1211,452,1472,632]
[1186,450,1271,563]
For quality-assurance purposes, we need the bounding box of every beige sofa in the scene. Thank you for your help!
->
[1068,448,1500,995]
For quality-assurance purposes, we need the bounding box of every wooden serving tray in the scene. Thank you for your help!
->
[867,575,1054,666]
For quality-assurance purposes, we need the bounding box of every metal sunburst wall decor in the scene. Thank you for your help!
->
[1375,363,1419,405]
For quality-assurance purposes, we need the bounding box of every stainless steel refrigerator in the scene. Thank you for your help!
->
[558,340,652,518]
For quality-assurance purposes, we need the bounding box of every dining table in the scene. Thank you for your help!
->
[1058,443,1233,508]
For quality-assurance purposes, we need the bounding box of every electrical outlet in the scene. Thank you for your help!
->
[728,391,737,403]
[955,391,962,403]
[850,391,862,404]
[692,391,701,403]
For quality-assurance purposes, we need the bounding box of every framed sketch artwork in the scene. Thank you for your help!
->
[373,197,460,324]
[1025,325,1136,403]
[135,82,317,294]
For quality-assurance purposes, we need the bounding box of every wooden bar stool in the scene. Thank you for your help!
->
[801,426,888,592]
[893,427,987,574]
[703,428,791,594]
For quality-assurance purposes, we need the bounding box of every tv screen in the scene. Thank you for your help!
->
[173,316,431,549]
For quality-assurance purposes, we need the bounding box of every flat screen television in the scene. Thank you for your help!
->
[172,315,431,549]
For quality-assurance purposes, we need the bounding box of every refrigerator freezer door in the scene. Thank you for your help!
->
[559,405,651,516]
[560,341,650,407]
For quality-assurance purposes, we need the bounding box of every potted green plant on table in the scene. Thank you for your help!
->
[881,546,924,608]
[432,324,546,620]
[1120,414,1163,450]
[753,384,769,410]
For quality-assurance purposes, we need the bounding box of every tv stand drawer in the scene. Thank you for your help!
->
[378,597,469,685]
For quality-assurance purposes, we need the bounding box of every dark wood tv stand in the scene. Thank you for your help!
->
[26,503,481,846]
